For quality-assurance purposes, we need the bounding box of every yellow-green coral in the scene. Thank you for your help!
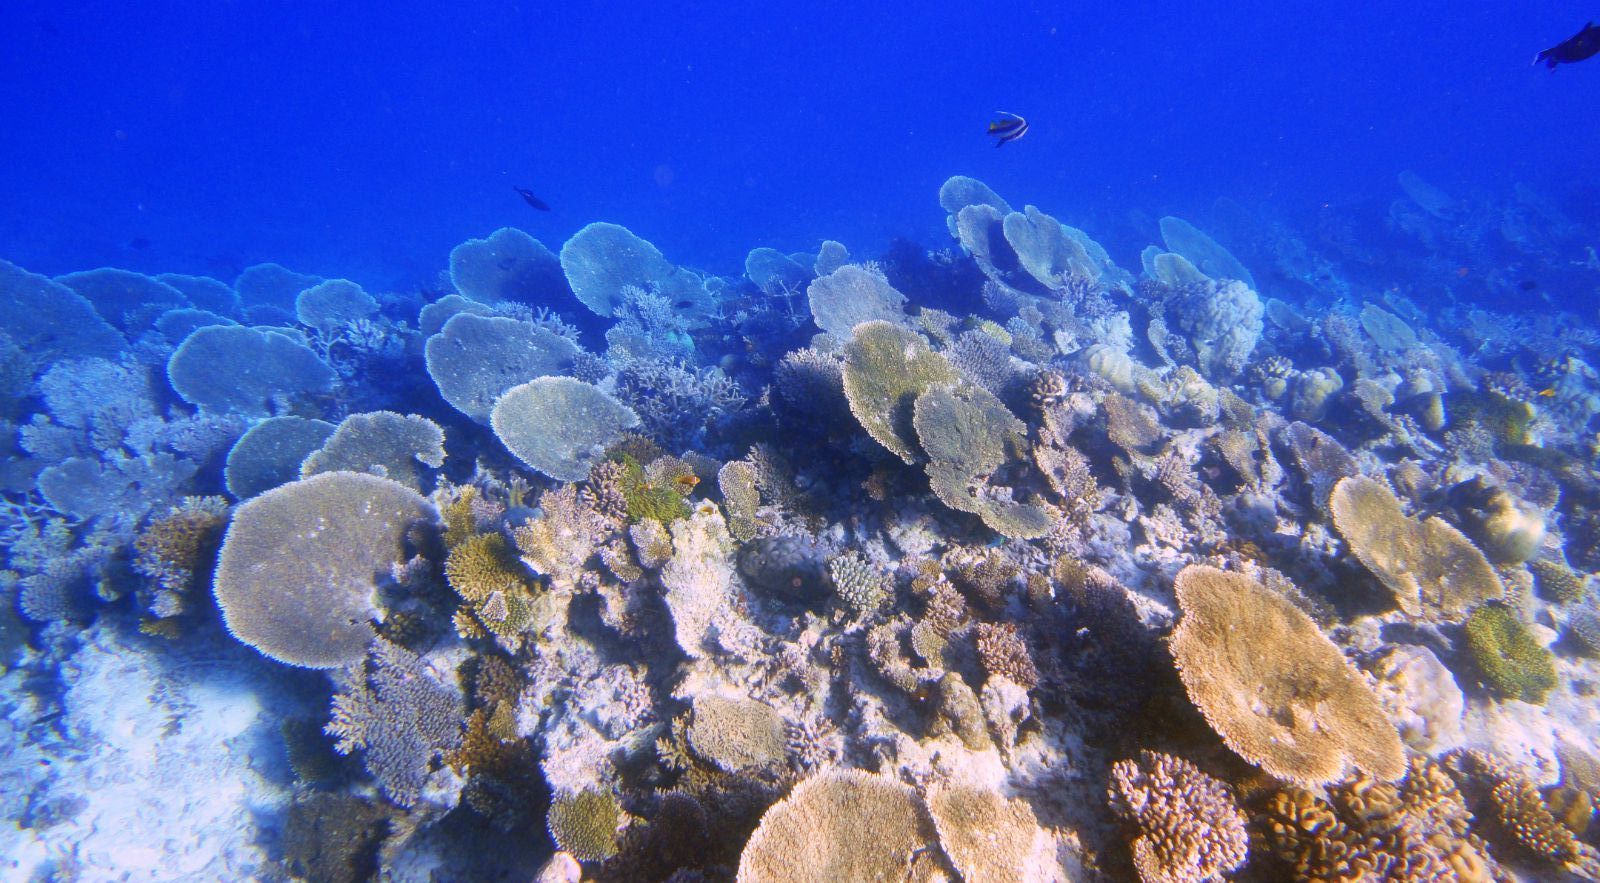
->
[840,319,959,464]
[1169,565,1405,785]
[1330,475,1503,619]
[1530,558,1586,604]
[1463,604,1557,704]
[445,532,538,651]
[614,453,692,524]
[547,787,622,862]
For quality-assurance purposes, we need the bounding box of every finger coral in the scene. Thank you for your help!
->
[1106,750,1248,883]
[214,471,435,668]
[490,377,640,482]
[1330,475,1503,619]
[1170,565,1406,785]
[736,769,943,883]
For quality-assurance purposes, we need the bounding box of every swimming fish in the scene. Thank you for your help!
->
[514,187,551,211]
[986,112,1029,147]
[1536,22,1600,69]
[1538,387,1558,398]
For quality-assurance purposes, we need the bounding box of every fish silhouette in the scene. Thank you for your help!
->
[514,187,551,211]
[1536,22,1600,69]
[986,112,1029,147]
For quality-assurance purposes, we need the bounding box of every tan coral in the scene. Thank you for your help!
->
[1330,475,1503,619]
[1107,750,1248,883]
[736,769,944,883]
[1169,565,1405,785]
[926,784,1052,883]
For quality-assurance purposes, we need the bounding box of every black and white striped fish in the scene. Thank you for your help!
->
[986,111,1029,147]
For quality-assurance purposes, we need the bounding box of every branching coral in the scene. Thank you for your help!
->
[686,695,787,772]
[1170,565,1406,785]
[1107,750,1248,883]
[326,638,464,808]
[133,495,229,625]
[445,531,539,651]
[973,622,1040,689]
[1330,475,1503,618]
[826,550,893,617]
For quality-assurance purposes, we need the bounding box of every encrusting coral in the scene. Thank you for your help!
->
[1169,565,1406,785]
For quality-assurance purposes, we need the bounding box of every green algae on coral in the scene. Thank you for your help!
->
[1463,604,1557,704]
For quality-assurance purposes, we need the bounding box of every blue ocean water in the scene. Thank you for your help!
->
[4,2,1600,881]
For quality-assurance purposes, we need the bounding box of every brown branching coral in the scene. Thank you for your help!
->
[1330,475,1503,619]
[1107,750,1248,883]
[133,495,229,625]
[445,531,539,651]
[974,621,1040,690]
[513,484,605,591]
[1170,565,1405,785]
[1444,749,1599,872]
[944,545,1019,614]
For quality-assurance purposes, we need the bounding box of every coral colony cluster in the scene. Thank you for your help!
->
[3,171,1600,882]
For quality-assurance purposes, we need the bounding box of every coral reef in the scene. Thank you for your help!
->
[1107,750,1248,883]
[491,377,640,481]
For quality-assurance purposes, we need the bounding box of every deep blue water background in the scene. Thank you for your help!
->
[3,1,1598,291]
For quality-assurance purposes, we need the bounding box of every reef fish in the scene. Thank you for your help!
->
[514,187,551,211]
[986,111,1029,147]
[1536,22,1600,69]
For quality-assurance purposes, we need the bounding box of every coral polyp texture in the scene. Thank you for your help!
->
[213,471,435,667]
[1169,565,1406,785]
[1107,750,1249,883]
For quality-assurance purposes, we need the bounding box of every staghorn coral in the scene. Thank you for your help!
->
[686,695,787,772]
[492,377,639,482]
[214,471,434,668]
[840,320,959,463]
[1330,475,1503,618]
[514,484,605,590]
[1107,750,1248,883]
[612,453,694,524]
[1170,565,1406,785]
[326,638,465,808]
[735,769,943,883]
[1462,604,1557,704]
[299,411,446,491]
[547,787,623,862]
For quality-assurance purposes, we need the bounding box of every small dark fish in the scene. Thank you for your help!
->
[1536,22,1600,69]
[127,236,151,250]
[514,187,550,211]
[986,111,1029,147]
[1519,279,1538,291]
